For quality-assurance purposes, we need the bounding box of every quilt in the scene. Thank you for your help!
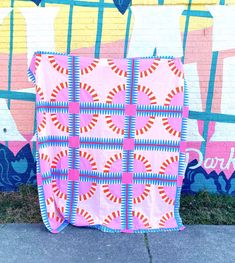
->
[28,52,188,233]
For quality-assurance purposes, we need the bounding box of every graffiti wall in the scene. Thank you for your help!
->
[0,0,234,195]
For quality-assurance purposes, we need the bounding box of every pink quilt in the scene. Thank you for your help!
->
[28,52,188,233]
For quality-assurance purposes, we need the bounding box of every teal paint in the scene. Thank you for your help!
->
[228,179,235,195]
[124,7,132,58]
[11,157,28,174]
[17,0,219,17]
[182,10,212,18]
[32,104,37,158]
[7,0,15,110]
[191,173,217,193]
[189,111,235,124]
[218,176,226,193]
[40,0,46,6]
[67,2,74,54]
[200,51,219,155]
[1,0,232,197]
[0,90,36,101]
[198,0,225,156]
[153,48,157,56]
[94,0,104,58]
[46,0,114,8]
[182,0,192,63]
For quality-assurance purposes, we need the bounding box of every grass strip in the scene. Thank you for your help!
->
[0,185,234,224]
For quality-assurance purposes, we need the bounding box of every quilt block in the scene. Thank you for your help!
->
[28,52,188,233]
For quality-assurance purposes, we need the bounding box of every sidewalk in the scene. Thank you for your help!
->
[0,224,234,263]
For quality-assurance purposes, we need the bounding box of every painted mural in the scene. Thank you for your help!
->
[0,0,235,195]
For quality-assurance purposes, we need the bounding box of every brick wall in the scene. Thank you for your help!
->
[0,0,234,195]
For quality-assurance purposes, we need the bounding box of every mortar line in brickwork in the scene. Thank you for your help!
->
[124,7,132,58]
[182,0,192,63]
[94,0,104,58]
[200,51,219,156]
[67,2,74,54]
[7,0,15,110]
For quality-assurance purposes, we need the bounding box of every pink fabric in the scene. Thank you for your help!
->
[183,106,189,118]
[125,104,137,116]
[68,169,79,181]
[69,136,80,148]
[122,172,133,184]
[69,102,80,114]
[29,53,188,233]
[123,138,135,150]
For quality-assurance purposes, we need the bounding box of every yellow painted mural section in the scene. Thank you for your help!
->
[1,0,234,53]
[133,0,235,4]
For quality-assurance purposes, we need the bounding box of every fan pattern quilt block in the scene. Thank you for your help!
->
[28,52,188,233]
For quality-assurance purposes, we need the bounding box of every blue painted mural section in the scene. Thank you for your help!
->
[30,0,41,5]
[0,144,234,195]
[183,159,235,196]
[30,0,131,14]
[113,0,131,14]
[0,144,36,192]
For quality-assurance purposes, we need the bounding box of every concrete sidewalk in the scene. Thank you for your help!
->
[0,224,234,263]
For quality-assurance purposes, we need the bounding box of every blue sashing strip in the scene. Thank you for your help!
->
[36,147,54,232]
[27,68,36,85]
[36,101,68,113]
[37,185,53,232]
[33,50,67,56]
[65,55,80,224]
[41,169,178,186]
[37,101,183,117]
[37,136,180,152]
[89,224,184,233]
[133,173,178,186]
[38,136,68,148]
[80,102,124,115]
[137,105,182,117]
[121,58,139,231]
[121,184,127,230]
[127,184,133,229]
[80,137,123,150]
[32,52,69,232]
[134,139,180,152]
[173,79,189,230]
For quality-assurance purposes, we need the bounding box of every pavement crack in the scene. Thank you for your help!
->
[0,224,7,232]
[144,233,153,263]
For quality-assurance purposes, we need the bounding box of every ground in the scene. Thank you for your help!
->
[0,224,234,263]
[0,185,234,224]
